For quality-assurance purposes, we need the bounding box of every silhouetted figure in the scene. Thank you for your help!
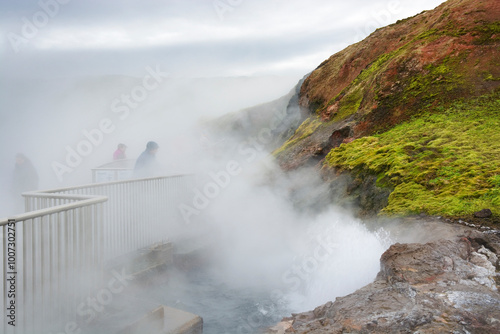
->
[11,153,38,196]
[113,143,127,160]
[134,141,160,177]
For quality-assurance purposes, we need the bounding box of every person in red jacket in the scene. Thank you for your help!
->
[113,143,127,160]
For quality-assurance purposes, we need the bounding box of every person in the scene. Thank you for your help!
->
[113,143,127,160]
[11,153,39,196]
[134,141,161,177]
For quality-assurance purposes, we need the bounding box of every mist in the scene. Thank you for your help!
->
[0,0,453,332]
[0,0,446,214]
[0,73,298,216]
[183,157,391,312]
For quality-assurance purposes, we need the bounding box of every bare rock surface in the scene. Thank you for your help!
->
[267,230,500,333]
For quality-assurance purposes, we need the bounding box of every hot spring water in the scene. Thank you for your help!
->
[143,210,393,333]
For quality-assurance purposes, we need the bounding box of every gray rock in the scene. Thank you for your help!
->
[266,231,500,333]
[474,209,493,218]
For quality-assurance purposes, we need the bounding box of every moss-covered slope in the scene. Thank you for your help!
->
[324,91,500,216]
[274,0,500,217]
[275,0,500,171]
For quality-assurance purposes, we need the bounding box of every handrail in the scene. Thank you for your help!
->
[37,174,191,193]
[1,174,195,332]
[0,195,107,226]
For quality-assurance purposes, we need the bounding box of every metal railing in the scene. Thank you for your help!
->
[0,174,194,333]
[91,159,136,183]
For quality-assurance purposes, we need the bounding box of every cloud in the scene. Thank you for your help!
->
[0,0,446,77]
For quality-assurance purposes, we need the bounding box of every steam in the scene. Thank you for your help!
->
[0,74,297,216]
[0,70,396,332]
[1,69,444,334]
[1,70,454,334]
[0,2,456,332]
[170,132,392,317]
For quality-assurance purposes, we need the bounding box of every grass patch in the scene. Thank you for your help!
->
[273,117,322,155]
[472,21,500,45]
[324,91,500,216]
[334,88,364,121]
[376,54,468,113]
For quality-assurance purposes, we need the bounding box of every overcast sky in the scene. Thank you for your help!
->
[1,0,446,80]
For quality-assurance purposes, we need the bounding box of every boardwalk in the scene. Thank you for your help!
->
[0,175,195,333]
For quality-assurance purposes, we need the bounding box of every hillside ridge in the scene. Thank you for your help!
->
[274,0,500,218]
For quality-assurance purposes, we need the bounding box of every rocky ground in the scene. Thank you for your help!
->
[266,220,500,334]
[260,0,500,331]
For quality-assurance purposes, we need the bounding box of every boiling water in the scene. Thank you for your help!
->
[143,211,392,333]
[148,268,290,334]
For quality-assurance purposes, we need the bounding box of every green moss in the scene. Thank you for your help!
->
[415,28,440,41]
[334,88,364,121]
[321,46,407,117]
[472,21,500,45]
[273,117,322,156]
[355,51,400,85]
[483,72,500,81]
[375,54,468,116]
[414,20,474,42]
[324,91,500,216]
[412,19,496,44]
[323,23,478,123]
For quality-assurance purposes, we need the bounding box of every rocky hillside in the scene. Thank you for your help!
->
[274,0,500,218]
[204,75,309,153]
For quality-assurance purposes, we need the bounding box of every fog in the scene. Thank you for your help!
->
[0,0,450,332]
[0,73,298,216]
[0,0,446,214]
[186,158,390,312]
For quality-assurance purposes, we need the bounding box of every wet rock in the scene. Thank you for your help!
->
[474,209,493,218]
[322,170,392,216]
[329,127,351,148]
[267,319,294,334]
[266,231,500,334]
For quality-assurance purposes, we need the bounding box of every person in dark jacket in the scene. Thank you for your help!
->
[11,153,39,196]
[134,141,160,177]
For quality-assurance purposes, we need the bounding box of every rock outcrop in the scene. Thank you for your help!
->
[272,0,500,218]
[267,230,500,333]
[275,0,500,171]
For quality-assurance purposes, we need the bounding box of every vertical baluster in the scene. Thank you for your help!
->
[126,182,132,253]
[94,204,101,283]
[117,183,122,257]
[77,207,84,304]
[22,219,29,332]
[110,184,115,260]
[136,181,140,248]
[2,224,6,333]
[33,216,40,329]
[29,217,36,332]
[64,210,71,322]
[132,180,137,250]
[56,211,63,329]
[99,202,104,278]
[155,178,158,243]
[107,185,113,260]
[41,215,47,329]
[71,208,78,314]
[48,214,54,327]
